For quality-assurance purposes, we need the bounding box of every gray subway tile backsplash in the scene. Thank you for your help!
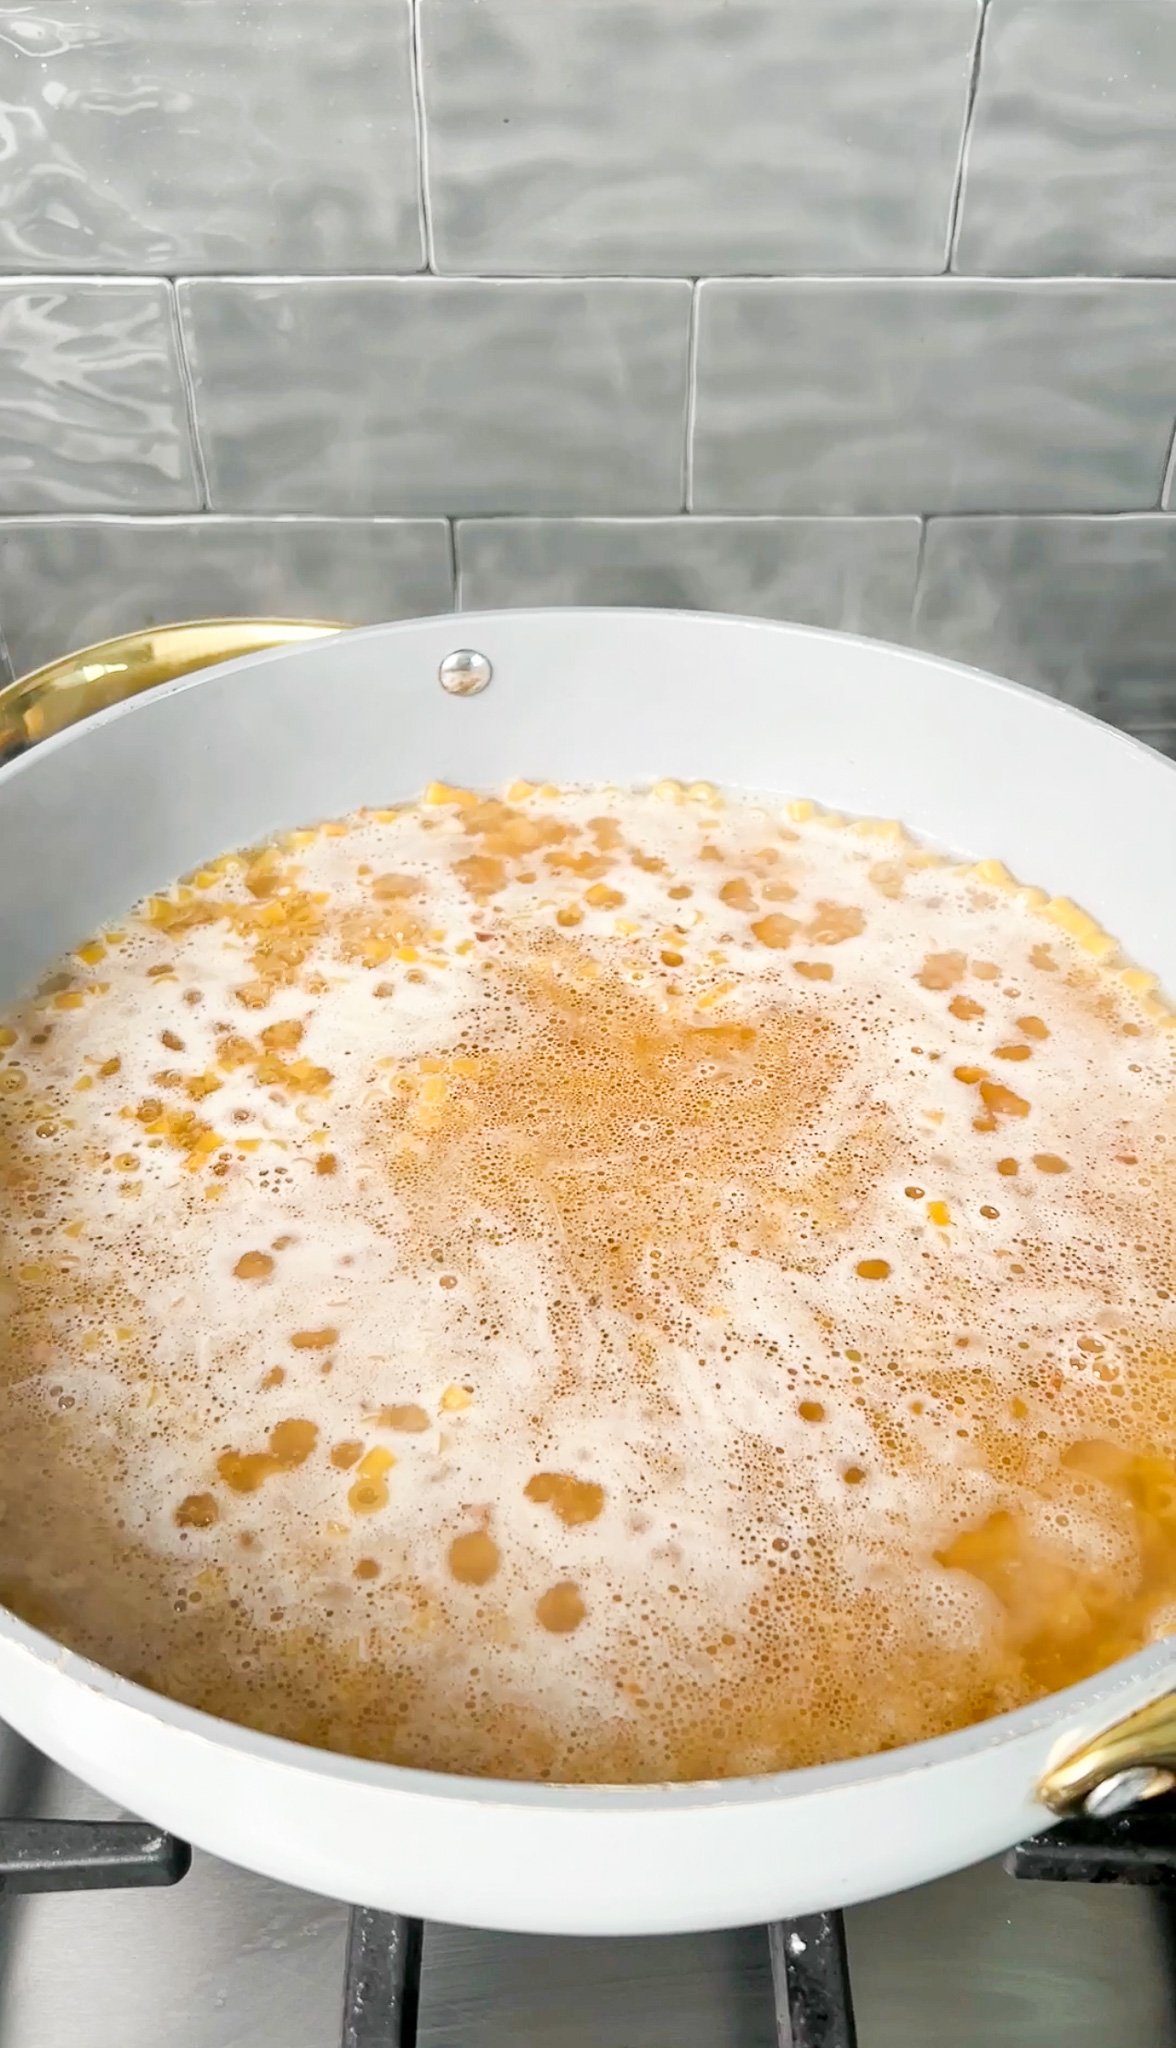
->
[0,280,198,513]
[421,0,979,276]
[456,517,922,642]
[691,280,1176,516]
[178,279,692,515]
[955,1,1176,277]
[0,518,454,678]
[4,512,1176,752]
[0,0,1171,740]
[913,516,1176,719]
[0,0,423,274]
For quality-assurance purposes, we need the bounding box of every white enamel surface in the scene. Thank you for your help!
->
[0,607,1174,1933]
[0,1621,1169,1934]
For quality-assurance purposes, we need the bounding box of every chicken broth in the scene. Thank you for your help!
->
[0,779,1173,1783]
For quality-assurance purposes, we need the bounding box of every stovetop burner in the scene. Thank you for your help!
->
[4,1797,1174,2048]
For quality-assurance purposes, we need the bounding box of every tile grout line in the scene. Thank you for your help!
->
[944,0,993,272]
[167,283,212,512]
[409,0,438,273]
[682,282,702,513]
[447,519,461,607]
[17,269,1176,286]
[0,513,472,528]
[909,516,930,637]
[1,511,1176,531]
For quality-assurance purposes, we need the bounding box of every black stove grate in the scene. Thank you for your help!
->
[3,1802,1175,2047]
[1007,1802,1176,1887]
[770,1912,857,2048]
[342,1910,423,2048]
[0,1819,190,1894]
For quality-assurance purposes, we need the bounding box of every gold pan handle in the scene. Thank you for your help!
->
[0,617,344,763]
[1038,1691,1176,1817]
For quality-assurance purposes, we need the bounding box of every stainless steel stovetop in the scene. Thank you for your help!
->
[1,1726,1173,2048]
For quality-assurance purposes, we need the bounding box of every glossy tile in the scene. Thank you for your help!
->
[421,0,979,276]
[0,280,198,512]
[955,2,1176,276]
[179,279,692,515]
[913,516,1176,717]
[692,280,1176,516]
[0,517,453,676]
[1090,676,1176,761]
[456,517,921,642]
[0,0,423,274]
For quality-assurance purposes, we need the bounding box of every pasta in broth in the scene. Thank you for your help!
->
[0,779,1174,1783]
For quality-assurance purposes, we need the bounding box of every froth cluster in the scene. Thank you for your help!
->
[0,780,1173,1782]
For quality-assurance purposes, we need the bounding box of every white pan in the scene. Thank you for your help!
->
[0,606,1175,1936]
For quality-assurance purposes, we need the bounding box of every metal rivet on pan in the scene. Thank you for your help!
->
[1083,1765,1176,1819]
[438,649,492,697]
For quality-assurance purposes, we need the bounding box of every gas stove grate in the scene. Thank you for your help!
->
[0,1819,190,1894]
[1007,1803,1176,1886]
[343,1910,423,2048]
[3,1802,1175,2047]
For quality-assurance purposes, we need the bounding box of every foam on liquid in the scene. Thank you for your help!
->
[0,780,1174,1783]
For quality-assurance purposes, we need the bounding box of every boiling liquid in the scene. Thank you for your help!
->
[0,782,1173,1782]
